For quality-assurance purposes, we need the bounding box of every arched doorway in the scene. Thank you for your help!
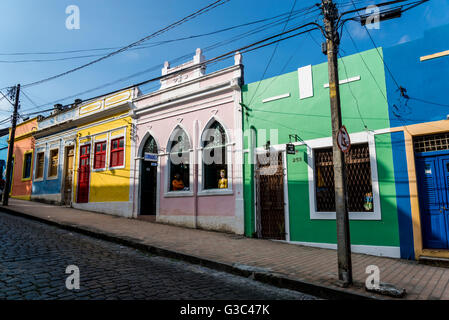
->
[140,135,158,215]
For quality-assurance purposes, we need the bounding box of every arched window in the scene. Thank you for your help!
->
[202,120,228,190]
[141,135,158,157]
[167,127,190,192]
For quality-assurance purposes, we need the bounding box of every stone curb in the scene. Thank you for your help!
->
[1,206,379,300]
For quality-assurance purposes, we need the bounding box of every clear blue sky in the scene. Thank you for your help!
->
[0,0,447,124]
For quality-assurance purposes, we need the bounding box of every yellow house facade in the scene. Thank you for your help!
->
[72,111,135,217]
[31,87,139,217]
[70,88,138,217]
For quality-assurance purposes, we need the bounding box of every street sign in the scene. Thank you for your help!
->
[286,143,295,155]
[144,152,158,162]
[337,125,351,153]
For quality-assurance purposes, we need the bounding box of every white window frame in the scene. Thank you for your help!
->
[92,139,108,172]
[198,118,233,196]
[33,148,46,182]
[108,134,126,170]
[164,125,194,197]
[46,147,60,180]
[307,131,381,220]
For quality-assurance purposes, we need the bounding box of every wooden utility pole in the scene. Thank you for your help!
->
[322,0,352,286]
[3,84,20,206]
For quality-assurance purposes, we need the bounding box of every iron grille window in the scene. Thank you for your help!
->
[314,143,373,212]
[414,132,449,153]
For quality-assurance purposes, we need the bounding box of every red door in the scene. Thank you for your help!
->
[77,145,90,203]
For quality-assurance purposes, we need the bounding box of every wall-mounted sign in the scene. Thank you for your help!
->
[337,126,351,153]
[144,153,158,162]
[286,143,296,155]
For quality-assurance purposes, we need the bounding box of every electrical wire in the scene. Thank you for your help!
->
[0,7,318,59]
[19,8,322,114]
[246,0,301,107]
[20,23,320,117]
[22,0,231,89]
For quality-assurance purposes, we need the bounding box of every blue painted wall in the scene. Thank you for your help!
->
[0,134,8,179]
[0,134,9,179]
[32,141,64,196]
[384,24,449,128]
[382,24,449,259]
[390,131,415,259]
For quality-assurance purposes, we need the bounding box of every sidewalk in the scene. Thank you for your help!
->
[2,199,449,300]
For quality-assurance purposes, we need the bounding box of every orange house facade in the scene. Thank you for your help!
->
[8,117,37,200]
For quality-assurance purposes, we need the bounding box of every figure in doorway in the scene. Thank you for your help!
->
[218,169,228,189]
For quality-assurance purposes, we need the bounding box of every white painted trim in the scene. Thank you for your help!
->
[156,214,241,234]
[164,124,194,196]
[198,117,233,194]
[307,131,382,220]
[72,201,133,218]
[33,150,45,182]
[324,76,361,88]
[233,85,245,235]
[91,140,107,172]
[262,93,290,103]
[286,241,401,258]
[298,65,314,99]
[282,150,290,242]
[135,64,241,103]
[135,130,161,217]
[108,135,126,170]
[46,148,60,181]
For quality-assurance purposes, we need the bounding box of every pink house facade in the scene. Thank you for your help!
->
[132,49,244,234]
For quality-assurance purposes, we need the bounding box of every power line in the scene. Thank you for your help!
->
[0,7,317,58]
[21,0,231,89]
[246,0,303,107]
[19,7,321,114]
[20,22,320,118]
[338,50,368,129]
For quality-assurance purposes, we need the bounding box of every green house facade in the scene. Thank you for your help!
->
[242,48,402,258]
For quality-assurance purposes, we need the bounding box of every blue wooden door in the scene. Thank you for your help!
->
[438,156,449,248]
[416,154,449,249]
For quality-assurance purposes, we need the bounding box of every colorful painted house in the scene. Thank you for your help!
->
[31,88,138,218]
[242,23,449,261]
[383,24,449,261]
[9,118,38,200]
[132,48,244,233]
[242,47,403,258]
[72,89,138,217]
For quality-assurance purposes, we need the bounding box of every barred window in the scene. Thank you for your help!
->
[314,143,373,212]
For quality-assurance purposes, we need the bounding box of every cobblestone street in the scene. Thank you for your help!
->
[0,211,316,300]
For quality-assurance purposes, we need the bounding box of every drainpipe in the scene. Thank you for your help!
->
[193,120,199,229]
